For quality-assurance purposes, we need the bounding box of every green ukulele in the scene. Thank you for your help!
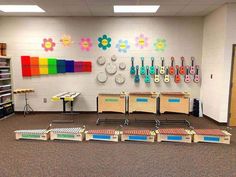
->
[134,65,140,83]
[150,57,155,75]
[140,57,145,75]
[144,66,151,83]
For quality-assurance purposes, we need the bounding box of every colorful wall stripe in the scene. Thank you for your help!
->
[21,56,92,77]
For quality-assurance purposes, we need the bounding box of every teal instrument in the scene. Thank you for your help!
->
[150,57,155,75]
[144,66,151,83]
[130,57,135,75]
[134,65,140,83]
[140,57,145,75]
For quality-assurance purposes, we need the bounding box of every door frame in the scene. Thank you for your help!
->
[227,44,236,126]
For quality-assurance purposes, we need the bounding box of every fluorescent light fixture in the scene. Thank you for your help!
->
[114,5,160,13]
[0,5,45,12]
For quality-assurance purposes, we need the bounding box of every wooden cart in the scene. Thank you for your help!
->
[128,92,158,114]
[160,92,190,114]
[96,93,128,125]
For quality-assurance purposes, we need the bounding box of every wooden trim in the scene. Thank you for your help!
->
[227,44,236,126]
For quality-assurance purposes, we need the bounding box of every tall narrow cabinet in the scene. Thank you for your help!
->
[0,56,14,120]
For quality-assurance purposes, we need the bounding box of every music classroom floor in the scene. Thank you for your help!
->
[0,113,236,177]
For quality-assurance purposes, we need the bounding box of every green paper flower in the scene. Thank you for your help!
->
[98,34,112,50]
[154,39,167,52]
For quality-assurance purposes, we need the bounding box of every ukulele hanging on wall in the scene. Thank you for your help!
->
[160,57,165,75]
[190,57,195,75]
[134,65,140,83]
[179,56,186,75]
[150,57,155,75]
[193,65,200,83]
[174,65,181,83]
[169,57,175,75]
[144,66,151,83]
[164,68,170,83]
[140,57,146,75]
[184,66,191,83]
[154,66,160,83]
[130,57,135,75]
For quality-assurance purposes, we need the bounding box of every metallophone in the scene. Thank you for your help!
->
[13,88,34,116]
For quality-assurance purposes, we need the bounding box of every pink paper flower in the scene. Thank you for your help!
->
[42,38,56,52]
[135,34,148,49]
[80,38,92,51]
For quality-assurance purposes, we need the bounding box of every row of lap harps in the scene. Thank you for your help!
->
[21,56,92,77]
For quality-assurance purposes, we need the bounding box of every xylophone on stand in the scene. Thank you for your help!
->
[156,128,193,143]
[120,129,156,142]
[192,129,231,144]
[159,92,191,127]
[128,92,160,127]
[51,92,80,113]
[50,127,85,141]
[96,93,128,125]
[13,88,34,116]
[85,129,120,142]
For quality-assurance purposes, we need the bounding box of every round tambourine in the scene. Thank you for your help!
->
[111,55,117,61]
[105,62,117,75]
[97,72,108,83]
[115,74,125,84]
[97,56,106,65]
[119,62,126,70]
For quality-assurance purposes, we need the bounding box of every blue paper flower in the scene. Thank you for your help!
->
[98,34,112,50]
[116,39,130,53]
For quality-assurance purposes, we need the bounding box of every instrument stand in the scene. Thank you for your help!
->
[23,92,34,116]
[159,116,191,128]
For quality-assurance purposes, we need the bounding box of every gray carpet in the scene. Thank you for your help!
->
[0,113,236,177]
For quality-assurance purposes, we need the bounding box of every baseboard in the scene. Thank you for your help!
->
[203,114,227,126]
[14,111,97,114]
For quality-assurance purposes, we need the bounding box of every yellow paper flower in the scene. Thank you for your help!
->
[60,34,73,47]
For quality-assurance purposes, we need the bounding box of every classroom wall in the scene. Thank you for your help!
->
[201,3,236,123]
[0,16,203,111]
[201,5,227,123]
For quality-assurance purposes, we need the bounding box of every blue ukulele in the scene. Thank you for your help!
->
[134,65,140,83]
[144,66,151,83]
[130,57,135,75]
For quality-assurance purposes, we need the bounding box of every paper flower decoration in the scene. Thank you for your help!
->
[42,38,56,52]
[98,34,111,50]
[60,34,73,47]
[154,39,167,52]
[79,38,92,51]
[135,34,148,49]
[116,39,130,53]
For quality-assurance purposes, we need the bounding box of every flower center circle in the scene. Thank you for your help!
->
[101,39,108,46]
[45,41,52,48]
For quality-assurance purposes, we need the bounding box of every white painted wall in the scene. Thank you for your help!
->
[201,5,227,122]
[0,17,203,111]
[201,3,236,123]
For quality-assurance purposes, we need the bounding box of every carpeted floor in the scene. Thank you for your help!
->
[0,113,236,177]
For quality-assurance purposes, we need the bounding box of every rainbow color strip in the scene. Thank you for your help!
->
[21,56,92,77]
